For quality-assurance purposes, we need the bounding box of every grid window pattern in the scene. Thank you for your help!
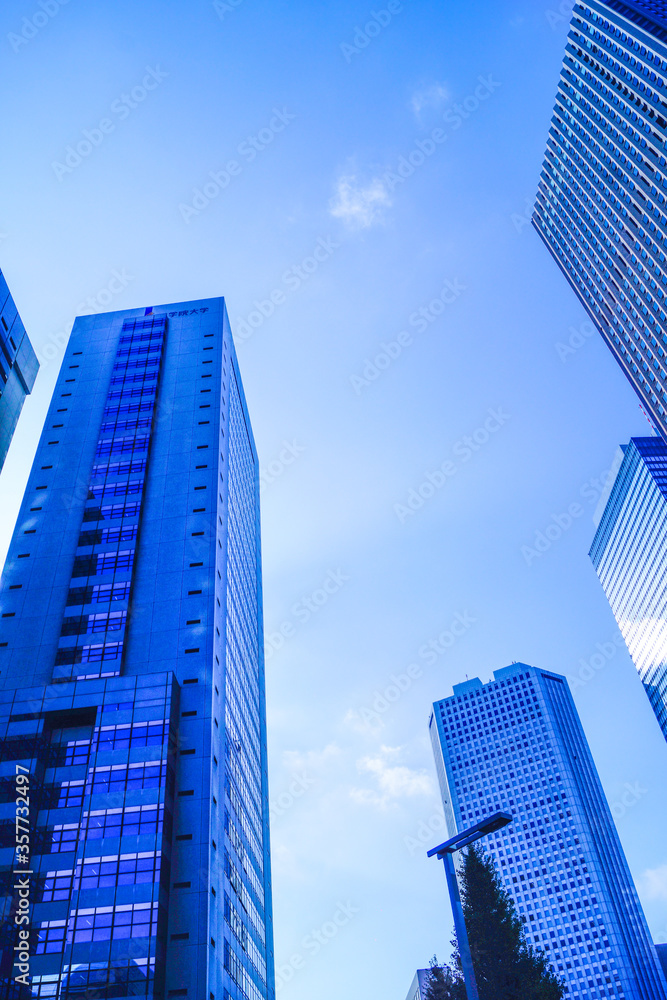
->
[0,309,274,1000]
[71,549,135,578]
[30,959,155,999]
[52,779,85,808]
[103,400,155,420]
[60,739,93,767]
[35,921,67,954]
[60,610,127,636]
[77,524,138,547]
[94,582,130,604]
[93,720,167,752]
[83,804,166,840]
[36,902,159,952]
[106,386,158,402]
[55,640,123,666]
[41,824,79,853]
[95,435,150,457]
[431,663,667,1000]
[87,760,167,795]
[75,851,162,890]
[223,375,268,942]
[110,370,159,386]
[53,315,166,681]
[590,436,667,740]
[99,417,152,435]
[113,356,161,371]
[91,459,146,478]
[90,482,144,503]
[40,868,74,903]
[534,0,667,440]
[23,721,166,772]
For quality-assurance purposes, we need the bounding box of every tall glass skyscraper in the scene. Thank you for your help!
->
[0,269,38,471]
[0,300,275,1000]
[590,435,667,742]
[533,0,667,441]
[430,662,667,1000]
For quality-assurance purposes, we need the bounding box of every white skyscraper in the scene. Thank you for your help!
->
[430,662,666,1000]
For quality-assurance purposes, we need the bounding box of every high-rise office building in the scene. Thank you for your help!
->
[430,662,667,1000]
[533,0,667,441]
[404,968,430,1000]
[0,300,275,1000]
[589,435,667,742]
[0,269,38,470]
[659,943,667,979]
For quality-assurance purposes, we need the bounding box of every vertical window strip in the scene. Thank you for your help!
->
[53,317,167,683]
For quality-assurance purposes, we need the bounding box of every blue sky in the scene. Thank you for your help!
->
[1,0,667,997]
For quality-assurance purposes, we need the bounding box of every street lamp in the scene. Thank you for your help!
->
[427,811,513,1000]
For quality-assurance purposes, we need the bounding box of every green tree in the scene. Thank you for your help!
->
[424,845,565,1000]
[423,955,465,1000]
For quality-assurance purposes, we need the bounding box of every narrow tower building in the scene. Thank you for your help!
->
[430,662,666,1000]
[0,300,274,1000]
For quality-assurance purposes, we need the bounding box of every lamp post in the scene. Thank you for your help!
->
[427,811,513,1000]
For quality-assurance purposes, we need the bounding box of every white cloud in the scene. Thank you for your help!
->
[343,708,383,735]
[329,174,392,229]
[282,743,342,772]
[351,745,433,807]
[411,82,449,119]
[639,864,667,900]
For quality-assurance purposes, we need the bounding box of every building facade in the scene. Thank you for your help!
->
[0,269,38,471]
[404,969,430,1000]
[658,943,667,979]
[533,0,667,441]
[589,435,667,742]
[0,299,275,1000]
[430,662,667,1000]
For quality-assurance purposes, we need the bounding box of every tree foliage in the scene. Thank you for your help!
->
[424,845,565,1000]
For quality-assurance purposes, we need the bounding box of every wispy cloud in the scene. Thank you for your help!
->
[639,864,667,900]
[282,743,342,771]
[411,82,449,119]
[351,745,433,807]
[329,174,392,229]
